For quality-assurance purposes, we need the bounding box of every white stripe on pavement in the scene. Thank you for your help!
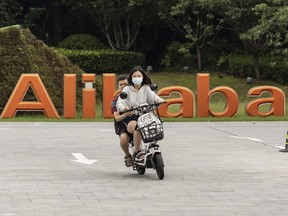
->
[230,135,263,142]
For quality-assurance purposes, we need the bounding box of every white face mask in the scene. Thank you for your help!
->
[132,77,143,85]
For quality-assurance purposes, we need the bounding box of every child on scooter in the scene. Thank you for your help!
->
[111,75,133,167]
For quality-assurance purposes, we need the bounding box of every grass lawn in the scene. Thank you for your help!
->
[1,71,287,122]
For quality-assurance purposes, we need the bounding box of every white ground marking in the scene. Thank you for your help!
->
[230,135,263,142]
[0,214,18,216]
[72,153,97,165]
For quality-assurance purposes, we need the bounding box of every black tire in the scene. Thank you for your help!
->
[154,153,164,180]
[136,166,145,175]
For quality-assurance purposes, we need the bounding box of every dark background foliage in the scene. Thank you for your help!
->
[0,0,287,83]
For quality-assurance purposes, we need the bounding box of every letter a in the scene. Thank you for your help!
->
[1,74,59,118]
[157,86,194,117]
[246,86,285,117]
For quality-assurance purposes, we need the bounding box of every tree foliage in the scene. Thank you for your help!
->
[72,0,156,50]
[0,0,287,81]
[225,0,288,80]
[159,0,227,70]
[0,0,22,27]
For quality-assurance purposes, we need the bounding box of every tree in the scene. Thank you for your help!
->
[16,0,84,44]
[0,0,22,27]
[75,0,155,50]
[159,0,227,71]
[26,0,66,44]
[0,0,65,44]
[270,2,288,61]
[225,0,288,80]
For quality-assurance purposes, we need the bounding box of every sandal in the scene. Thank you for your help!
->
[124,154,133,167]
[135,151,145,162]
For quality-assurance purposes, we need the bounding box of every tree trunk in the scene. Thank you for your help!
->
[196,46,202,71]
[253,53,260,80]
[50,0,62,44]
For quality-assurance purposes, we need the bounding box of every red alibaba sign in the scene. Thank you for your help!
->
[0,73,285,119]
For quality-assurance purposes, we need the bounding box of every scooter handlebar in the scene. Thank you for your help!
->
[121,101,166,114]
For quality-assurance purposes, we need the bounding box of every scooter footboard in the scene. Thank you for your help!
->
[134,147,161,168]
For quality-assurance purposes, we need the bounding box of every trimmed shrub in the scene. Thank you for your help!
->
[57,48,146,73]
[0,25,84,114]
[217,54,288,84]
[57,34,107,50]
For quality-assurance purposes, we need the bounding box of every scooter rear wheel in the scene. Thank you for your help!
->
[154,153,164,180]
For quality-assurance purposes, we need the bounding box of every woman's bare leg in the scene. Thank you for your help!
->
[127,120,142,152]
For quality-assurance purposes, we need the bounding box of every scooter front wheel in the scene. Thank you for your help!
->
[136,166,145,175]
[154,153,164,180]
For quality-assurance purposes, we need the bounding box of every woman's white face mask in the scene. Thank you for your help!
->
[131,71,143,85]
[132,77,143,85]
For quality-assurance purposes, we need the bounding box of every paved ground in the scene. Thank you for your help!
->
[0,121,288,216]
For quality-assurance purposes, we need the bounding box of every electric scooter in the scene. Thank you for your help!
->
[120,92,166,180]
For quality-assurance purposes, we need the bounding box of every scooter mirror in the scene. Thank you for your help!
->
[150,83,158,91]
[119,92,128,99]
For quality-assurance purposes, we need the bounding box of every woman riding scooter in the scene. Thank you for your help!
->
[116,66,164,162]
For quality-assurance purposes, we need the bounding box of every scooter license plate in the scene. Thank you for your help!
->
[138,114,154,127]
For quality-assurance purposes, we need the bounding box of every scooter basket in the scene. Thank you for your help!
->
[139,122,164,143]
[137,113,164,143]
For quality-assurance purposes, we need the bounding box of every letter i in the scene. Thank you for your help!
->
[82,74,96,118]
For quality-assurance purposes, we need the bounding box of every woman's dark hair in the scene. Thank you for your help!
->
[128,65,152,86]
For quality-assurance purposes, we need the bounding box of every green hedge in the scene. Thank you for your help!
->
[218,54,288,84]
[58,34,107,50]
[0,25,83,114]
[57,48,146,73]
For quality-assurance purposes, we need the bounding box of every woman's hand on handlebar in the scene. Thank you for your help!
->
[124,107,133,116]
